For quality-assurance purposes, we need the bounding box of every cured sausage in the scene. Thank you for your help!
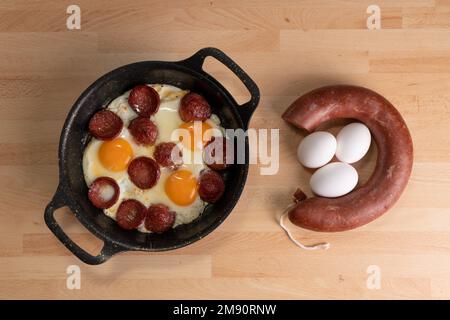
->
[116,199,146,230]
[128,85,160,117]
[198,170,225,203]
[88,110,123,140]
[153,142,183,168]
[282,85,413,232]
[179,92,212,122]
[145,204,176,233]
[203,136,232,171]
[127,156,160,189]
[128,117,158,146]
[88,177,120,209]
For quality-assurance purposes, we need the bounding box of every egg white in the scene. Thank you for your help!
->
[82,84,224,232]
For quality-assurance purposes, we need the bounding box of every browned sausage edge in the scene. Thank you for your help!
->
[282,85,413,232]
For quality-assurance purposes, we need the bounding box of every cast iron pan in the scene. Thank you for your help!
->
[44,47,260,265]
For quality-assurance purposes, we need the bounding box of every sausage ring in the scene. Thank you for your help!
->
[282,85,413,232]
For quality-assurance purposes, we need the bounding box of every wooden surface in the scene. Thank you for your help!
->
[1,0,450,299]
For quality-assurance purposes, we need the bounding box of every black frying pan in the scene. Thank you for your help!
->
[44,47,260,265]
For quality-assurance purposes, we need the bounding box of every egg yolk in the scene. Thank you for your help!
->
[98,138,133,172]
[165,169,198,206]
[178,121,212,151]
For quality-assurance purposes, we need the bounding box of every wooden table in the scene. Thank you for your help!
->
[1,0,449,299]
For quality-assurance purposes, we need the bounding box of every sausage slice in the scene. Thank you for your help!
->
[154,142,183,168]
[127,156,160,189]
[145,204,176,233]
[128,117,158,146]
[198,170,225,203]
[89,110,123,140]
[116,199,146,230]
[203,136,233,170]
[88,177,120,209]
[128,85,160,117]
[179,92,212,122]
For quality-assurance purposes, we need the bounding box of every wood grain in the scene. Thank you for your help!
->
[0,0,449,299]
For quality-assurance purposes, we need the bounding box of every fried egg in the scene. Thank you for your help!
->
[82,84,224,232]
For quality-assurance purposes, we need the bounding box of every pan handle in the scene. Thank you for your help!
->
[44,185,124,265]
[179,47,260,129]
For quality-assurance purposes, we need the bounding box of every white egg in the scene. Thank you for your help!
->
[310,162,358,198]
[336,122,371,164]
[297,131,337,168]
